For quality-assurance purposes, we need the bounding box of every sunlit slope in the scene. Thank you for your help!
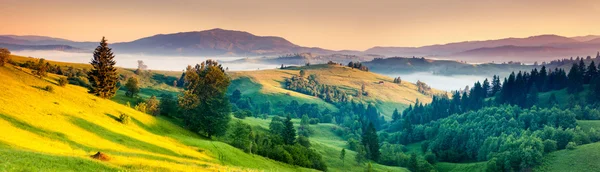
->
[0,65,310,171]
[229,64,443,117]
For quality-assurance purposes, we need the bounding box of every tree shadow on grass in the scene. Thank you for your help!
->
[68,115,189,159]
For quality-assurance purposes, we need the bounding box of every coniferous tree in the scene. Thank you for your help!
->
[482,78,490,98]
[283,115,297,145]
[491,75,501,96]
[567,63,584,93]
[392,108,400,122]
[362,122,380,162]
[585,61,598,84]
[88,37,118,98]
[527,83,539,108]
[178,60,231,138]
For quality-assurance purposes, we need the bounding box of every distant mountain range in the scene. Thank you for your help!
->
[1,29,600,63]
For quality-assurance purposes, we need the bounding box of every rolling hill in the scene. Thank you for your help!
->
[0,63,317,171]
[228,64,444,119]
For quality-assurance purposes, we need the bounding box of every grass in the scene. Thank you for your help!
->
[239,116,409,172]
[229,64,443,119]
[435,162,487,172]
[0,64,312,171]
[535,142,600,172]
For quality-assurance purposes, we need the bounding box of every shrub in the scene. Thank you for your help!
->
[309,118,319,124]
[44,85,54,93]
[543,140,557,153]
[58,77,68,87]
[233,111,246,119]
[119,113,130,124]
[566,142,577,150]
[424,151,436,164]
[68,76,90,87]
[135,102,147,113]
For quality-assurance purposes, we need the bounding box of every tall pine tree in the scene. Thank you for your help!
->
[585,61,598,84]
[362,122,380,162]
[283,115,297,145]
[88,37,118,98]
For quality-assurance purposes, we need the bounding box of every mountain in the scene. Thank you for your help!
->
[0,43,83,52]
[366,35,600,63]
[110,28,335,56]
[570,35,600,42]
[365,35,578,56]
[231,53,384,66]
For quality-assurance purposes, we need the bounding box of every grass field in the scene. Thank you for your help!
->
[535,142,600,172]
[0,64,313,171]
[229,64,442,119]
[239,117,409,172]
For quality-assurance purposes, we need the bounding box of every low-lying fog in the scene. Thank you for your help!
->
[13,50,280,71]
[15,50,489,91]
[383,72,490,91]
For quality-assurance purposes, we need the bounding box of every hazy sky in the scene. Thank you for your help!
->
[1,0,599,50]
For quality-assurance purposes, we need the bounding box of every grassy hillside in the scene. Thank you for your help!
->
[0,64,313,171]
[229,64,443,118]
[239,117,409,172]
[535,141,600,172]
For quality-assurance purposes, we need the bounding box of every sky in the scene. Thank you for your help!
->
[1,0,599,50]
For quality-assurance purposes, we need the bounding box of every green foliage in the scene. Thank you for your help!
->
[88,37,118,98]
[227,121,254,153]
[362,122,380,162]
[125,77,140,97]
[158,94,177,117]
[178,60,231,138]
[0,48,10,67]
[58,77,68,87]
[282,115,296,145]
[543,139,557,153]
[233,110,252,119]
[284,74,350,104]
[118,113,130,124]
[566,142,577,150]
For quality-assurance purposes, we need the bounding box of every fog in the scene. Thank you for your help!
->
[14,50,488,91]
[383,72,490,91]
[12,50,280,71]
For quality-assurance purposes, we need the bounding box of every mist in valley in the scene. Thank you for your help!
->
[12,50,281,71]
[384,72,490,91]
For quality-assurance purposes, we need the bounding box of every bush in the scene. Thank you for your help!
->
[44,85,54,92]
[309,118,319,125]
[543,140,557,153]
[566,142,577,150]
[58,77,68,87]
[424,151,436,164]
[119,113,130,124]
[135,102,147,113]
[68,76,90,88]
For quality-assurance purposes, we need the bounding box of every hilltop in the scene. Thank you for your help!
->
[228,64,443,119]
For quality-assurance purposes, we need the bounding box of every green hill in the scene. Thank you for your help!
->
[0,64,313,171]
[228,64,443,119]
